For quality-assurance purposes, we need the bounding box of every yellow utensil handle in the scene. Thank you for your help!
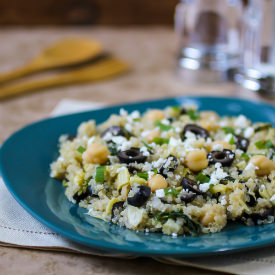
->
[0,63,39,84]
[0,59,129,100]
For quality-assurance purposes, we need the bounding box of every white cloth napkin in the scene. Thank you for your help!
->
[1,98,275,275]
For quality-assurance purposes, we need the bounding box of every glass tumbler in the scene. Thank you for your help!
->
[175,0,244,82]
[236,0,275,97]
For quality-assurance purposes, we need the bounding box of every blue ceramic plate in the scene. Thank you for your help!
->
[1,96,275,257]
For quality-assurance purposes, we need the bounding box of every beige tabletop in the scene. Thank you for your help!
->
[0,27,274,275]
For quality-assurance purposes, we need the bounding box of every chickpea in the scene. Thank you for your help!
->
[148,174,168,192]
[200,111,219,121]
[211,140,232,151]
[83,143,110,164]
[199,118,219,132]
[249,155,275,176]
[200,206,224,226]
[145,109,166,122]
[185,150,208,172]
[144,130,161,143]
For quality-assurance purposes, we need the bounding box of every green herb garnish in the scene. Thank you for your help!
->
[77,146,86,154]
[220,176,235,184]
[164,188,180,196]
[255,139,274,149]
[153,137,170,145]
[153,211,201,236]
[154,120,173,131]
[137,172,148,180]
[171,106,181,112]
[196,172,210,183]
[241,153,265,160]
[187,109,200,121]
[229,136,235,145]
[255,123,272,132]
[108,145,117,156]
[133,118,141,122]
[153,169,158,174]
[222,127,235,135]
[141,141,153,151]
[95,166,105,183]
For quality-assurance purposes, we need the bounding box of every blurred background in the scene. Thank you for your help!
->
[0,0,179,25]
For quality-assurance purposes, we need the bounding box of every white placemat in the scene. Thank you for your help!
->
[1,98,275,275]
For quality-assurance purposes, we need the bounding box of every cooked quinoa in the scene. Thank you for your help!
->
[50,105,275,236]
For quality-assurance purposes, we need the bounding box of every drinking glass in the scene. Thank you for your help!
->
[235,0,275,97]
[175,0,244,82]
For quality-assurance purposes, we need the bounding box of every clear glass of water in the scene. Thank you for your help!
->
[235,0,275,97]
[175,0,244,82]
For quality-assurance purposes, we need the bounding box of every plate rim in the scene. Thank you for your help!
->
[1,95,275,257]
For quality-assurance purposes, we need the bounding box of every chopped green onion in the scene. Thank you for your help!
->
[153,169,158,174]
[77,146,86,154]
[133,118,141,122]
[255,123,272,132]
[255,139,274,149]
[229,136,235,145]
[137,172,148,180]
[222,127,235,135]
[220,176,235,184]
[141,141,153,150]
[154,120,173,131]
[164,188,180,196]
[241,153,265,160]
[152,211,201,236]
[171,106,181,112]
[196,172,210,183]
[153,137,170,145]
[187,109,200,121]
[95,166,105,183]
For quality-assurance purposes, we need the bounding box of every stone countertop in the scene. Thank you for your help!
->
[0,27,273,275]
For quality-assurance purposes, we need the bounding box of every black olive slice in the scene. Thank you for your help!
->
[181,192,196,203]
[73,186,97,203]
[111,201,125,219]
[243,208,274,224]
[207,149,235,166]
[159,155,179,178]
[235,135,250,152]
[181,177,203,195]
[246,194,257,207]
[117,147,147,164]
[127,185,151,207]
[181,124,209,140]
[67,135,76,141]
[180,108,187,115]
[101,126,129,139]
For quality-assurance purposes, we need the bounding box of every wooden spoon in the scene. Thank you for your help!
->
[0,57,130,100]
[0,38,102,84]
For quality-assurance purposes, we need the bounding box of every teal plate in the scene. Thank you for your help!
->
[1,96,275,257]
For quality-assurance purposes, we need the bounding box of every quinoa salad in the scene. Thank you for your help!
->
[50,105,275,236]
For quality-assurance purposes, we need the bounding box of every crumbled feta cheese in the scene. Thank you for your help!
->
[235,128,242,135]
[147,171,155,179]
[140,146,150,157]
[57,156,65,162]
[209,163,228,185]
[219,120,228,127]
[171,232,178,238]
[175,127,181,133]
[220,196,227,206]
[199,182,210,192]
[152,158,164,169]
[270,194,275,202]
[169,137,181,147]
[156,189,165,198]
[125,123,132,132]
[116,166,127,173]
[244,127,254,138]
[161,118,170,125]
[212,143,223,151]
[243,162,257,175]
[234,115,249,128]
[87,136,96,145]
[119,108,128,116]
[224,133,233,143]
